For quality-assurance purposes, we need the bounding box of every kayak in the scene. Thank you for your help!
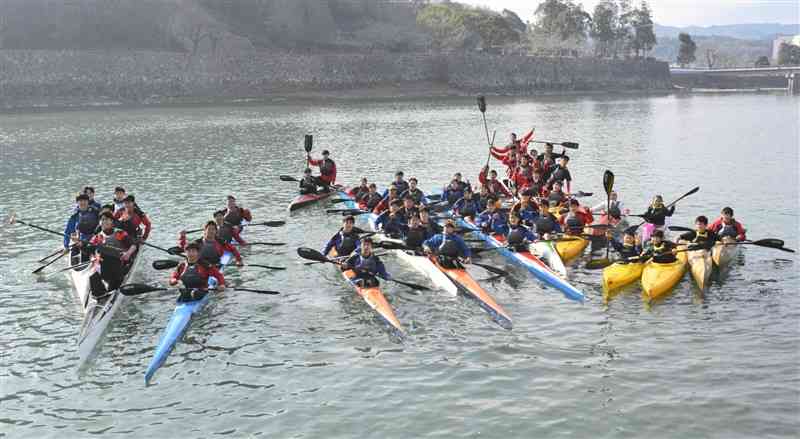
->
[531,241,568,278]
[712,237,739,271]
[71,246,145,367]
[641,251,688,301]
[687,248,713,291]
[429,257,513,329]
[602,261,644,300]
[372,235,458,296]
[460,218,584,303]
[589,214,628,238]
[327,247,405,336]
[554,235,590,262]
[144,225,244,384]
[288,187,341,212]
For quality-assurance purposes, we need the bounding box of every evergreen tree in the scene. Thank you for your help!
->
[677,32,697,67]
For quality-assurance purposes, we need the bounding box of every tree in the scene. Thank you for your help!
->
[417,3,521,51]
[755,56,770,67]
[631,1,656,58]
[533,0,591,42]
[590,1,617,58]
[615,0,634,58]
[677,32,696,67]
[777,43,800,66]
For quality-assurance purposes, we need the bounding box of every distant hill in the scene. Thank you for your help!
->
[654,23,800,40]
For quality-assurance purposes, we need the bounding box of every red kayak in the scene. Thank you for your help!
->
[288,188,340,211]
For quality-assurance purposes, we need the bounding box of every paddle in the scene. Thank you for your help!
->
[476,96,497,168]
[152,259,287,271]
[529,140,580,149]
[44,260,93,277]
[585,170,616,270]
[626,186,700,234]
[296,247,431,292]
[280,175,299,182]
[8,215,64,238]
[471,262,509,277]
[120,283,280,297]
[39,246,68,263]
[426,194,443,202]
[185,220,285,234]
[326,208,369,216]
[305,134,313,168]
[32,249,68,274]
[143,242,186,256]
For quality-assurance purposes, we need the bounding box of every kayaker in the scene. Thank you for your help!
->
[510,189,539,227]
[452,172,471,193]
[505,214,538,252]
[536,143,564,166]
[561,199,593,235]
[299,168,319,195]
[112,187,127,213]
[511,155,534,192]
[113,195,151,243]
[547,155,572,193]
[375,200,408,238]
[419,207,443,235]
[340,238,390,288]
[179,221,243,266]
[222,195,252,229]
[677,216,719,250]
[709,207,747,241]
[169,241,226,300]
[591,191,628,218]
[476,185,493,212]
[640,230,678,263]
[307,149,337,189]
[607,230,642,260]
[547,181,568,208]
[396,196,419,224]
[453,186,483,219]
[213,210,247,245]
[93,204,118,233]
[83,186,102,210]
[492,148,519,179]
[360,183,383,211]
[423,220,472,268]
[479,166,512,198]
[533,200,562,238]
[87,212,138,297]
[373,185,399,214]
[476,196,509,235]
[386,171,409,197]
[400,177,426,205]
[528,169,547,199]
[349,178,370,201]
[65,193,100,263]
[323,216,361,257]
[443,179,465,206]
[403,214,431,251]
[642,195,675,234]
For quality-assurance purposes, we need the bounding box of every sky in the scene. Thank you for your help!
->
[458,0,800,27]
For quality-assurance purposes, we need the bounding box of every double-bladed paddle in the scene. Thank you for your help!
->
[528,140,580,149]
[585,170,615,270]
[151,259,287,271]
[296,247,430,292]
[120,283,280,297]
[185,220,286,234]
[625,186,700,235]
[665,227,794,253]
[326,208,369,216]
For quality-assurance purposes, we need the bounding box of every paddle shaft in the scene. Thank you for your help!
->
[32,250,68,274]
[633,187,699,229]
[13,219,63,238]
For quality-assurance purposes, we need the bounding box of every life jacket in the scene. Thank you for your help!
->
[337,230,359,256]
[224,207,243,226]
[217,222,235,243]
[363,192,382,210]
[405,188,424,204]
[651,241,677,263]
[199,239,222,265]
[565,213,584,234]
[301,176,318,190]
[405,226,427,249]
[180,263,208,290]
[507,225,530,251]
[550,166,570,183]
[535,214,558,235]
[116,210,141,238]
[691,230,711,244]
[319,159,335,176]
[392,180,409,195]
[438,235,460,258]
[717,222,737,239]
[351,253,379,274]
[619,243,639,259]
[446,188,463,206]
[456,197,480,217]
[608,201,622,218]
[76,208,100,236]
[548,190,566,206]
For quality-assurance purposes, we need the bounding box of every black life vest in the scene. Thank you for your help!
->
[438,236,460,258]
[180,263,207,290]
[77,208,100,236]
[507,225,529,251]
[364,193,382,210]
[217,223,234,243]
[320,159,335,176]
[224,207,242,227]
[199,239,221,265]
[548,190,565,206]
[692,230,711,244]
[535,215,557,234]
[405,227,427,249]
[406,188,424,204]
[337,230,359,256]
[619,243,639,259]
[565,214,584,234]
[608,201,622,218]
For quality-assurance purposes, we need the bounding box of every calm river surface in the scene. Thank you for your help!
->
[1,93,798,438]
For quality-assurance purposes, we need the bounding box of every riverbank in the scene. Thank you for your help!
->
[0,49,672,110]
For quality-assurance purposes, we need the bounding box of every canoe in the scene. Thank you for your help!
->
[144,225,244,384]
[429,257,513,329]
[287,186,341,212]
[712,237,739,271]
[531,241,568,279]
[328,248,405,336]
[459,218,584,303]
[687,248,713,291]
[641,251,687,301]
[602,261,644,300]
[555,235,590,262]
[70,246,145,367]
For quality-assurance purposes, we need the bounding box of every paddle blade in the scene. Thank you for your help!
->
[153,259,181,270]
[120,283,166,296]
[667,226,693,233]
[234,288,281,295]
[167,246,185,256]
[586,258,613,270]
[245,264,287,270]
[391,279,431,292]
[751,238,785,248]
[297,247,329,263]
[304,134,313,153]
[259,220,286,227]
[280,175,299,182]
[574,191,593,198]
[248,242,286,247]
[477,95,486,113]
[471,262,509,277]
[603,170,614,196]
[561,142,579,149]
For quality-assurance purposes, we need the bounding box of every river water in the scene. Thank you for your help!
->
[1,93,798,438]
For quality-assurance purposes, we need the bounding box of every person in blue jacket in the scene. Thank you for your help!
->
[323,216,361,257]
[64,193,100,264]
[374,200,408,238]
[423,220,471,268]
[476,196,509,236]
[443,179,464,206]
[341,238,390,288]
[452,187,484,219]
[505,214,538,252]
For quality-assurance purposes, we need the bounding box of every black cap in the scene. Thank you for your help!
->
[569,199,579,206]
[76,193,90,201]
[521,189,534,197]
[344,215,355,223]
[101,203,114,211]
[186,241,202,251]
[395,171,404,176]
[652,230,665,238]
[114,186,125,193]
[123,195,135,202]
[83,186,95,194]
[322,150,330,155]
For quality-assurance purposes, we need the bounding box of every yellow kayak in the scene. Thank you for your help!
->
[641,251,688,301]
[602,261,645,300]
[555,235,590,262]
[712,237,739,271]
[687,248,713,291]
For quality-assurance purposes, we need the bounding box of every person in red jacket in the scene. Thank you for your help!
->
[113,195,151,242]
[179,221,243,266]
[560,199,594,235]
[510,155,535,192]
[222,195,252,228]
[709,207,747,241]
[478,166,512,198]
[372,185,399,214]
[308,149,337,189]
[88,212,139,297]
[213,210,247,245]
[169,241,225,301]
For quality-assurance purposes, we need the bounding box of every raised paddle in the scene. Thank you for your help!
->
[296,247,430,292]
[152,259,287,271]
[586,170,616,270]
[626,186,700,234]
[528,140,580,149]
[185,220,285,234]
[120,283,280,297]
[304,134,313,168]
